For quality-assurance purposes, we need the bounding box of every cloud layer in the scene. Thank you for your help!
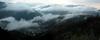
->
[0,1,99,35]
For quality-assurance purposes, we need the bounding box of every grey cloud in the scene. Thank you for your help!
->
[0,17,40,31]
[39,5,97,15]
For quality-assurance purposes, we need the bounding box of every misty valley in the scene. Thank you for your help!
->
[0,1,100,40]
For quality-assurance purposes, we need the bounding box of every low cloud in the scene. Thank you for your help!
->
[0,17,39,31]
[0,13,60,31]
[0,2,99,34]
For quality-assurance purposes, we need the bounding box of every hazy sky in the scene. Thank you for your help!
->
[72,0,100,9]
[0,0,100,9]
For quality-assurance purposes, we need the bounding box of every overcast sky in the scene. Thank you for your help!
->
[0,0,100,9]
